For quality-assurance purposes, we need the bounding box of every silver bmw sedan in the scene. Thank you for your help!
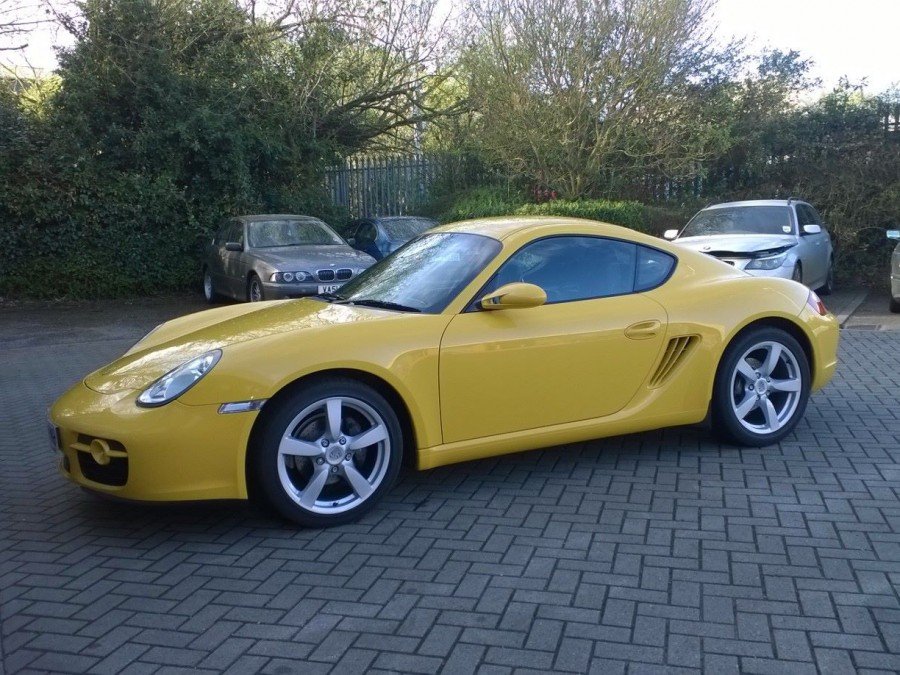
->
[203,215,377,303]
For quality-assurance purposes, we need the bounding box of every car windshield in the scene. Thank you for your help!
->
[248,219,344,248]
[681,206,794,237]
[380,218,436,240]
[334,232,502,313]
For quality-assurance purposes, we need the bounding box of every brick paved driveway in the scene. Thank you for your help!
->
[1,308,899,674]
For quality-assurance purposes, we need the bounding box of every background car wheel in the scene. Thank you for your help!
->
[202,268,219,304]
[247,274,264,302]
[818,259,835,295]
[890,296,900,314]
[711,327,810,447]
[791,263,802,284]
[249,378,403,527]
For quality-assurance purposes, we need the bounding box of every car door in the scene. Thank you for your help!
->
[439,236,670,444]
[353,221,381,259]
[222,220,247,298]
[795,204,826,284]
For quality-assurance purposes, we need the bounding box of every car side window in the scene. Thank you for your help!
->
[635,246,676,292]
[795,205,814,227]
[356,223,377,246]
[487,236,639,304]
[214,221,230,245]
[227,221,244,247]
[807,205,824,225]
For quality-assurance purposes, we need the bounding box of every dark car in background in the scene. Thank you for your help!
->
[347,216,438,260]
[203,215,376,303]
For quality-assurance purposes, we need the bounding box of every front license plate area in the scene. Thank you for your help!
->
[318,284,340,294]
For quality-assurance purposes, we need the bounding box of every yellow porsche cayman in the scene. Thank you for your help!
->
[49,217,839,526]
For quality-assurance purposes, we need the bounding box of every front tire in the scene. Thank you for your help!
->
[818,259,835,295]
[711,327,810,447]
[791,263,803,284]
[249,378,403,527]
[247,273,264,302]
[202,268,219,304]
[890,296,900,314]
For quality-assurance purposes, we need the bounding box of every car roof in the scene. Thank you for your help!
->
[431,216,646,241]
[703,200,805,210]
[235,214,325,223]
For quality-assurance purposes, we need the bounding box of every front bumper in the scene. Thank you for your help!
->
[744,265,795,280]
[49,382,257,501]
[261,281,329,300]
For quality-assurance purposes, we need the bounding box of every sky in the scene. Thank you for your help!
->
[2,0,899,94]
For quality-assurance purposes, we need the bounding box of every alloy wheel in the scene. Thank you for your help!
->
[729,340,803,435]
[249,277,263,302]
[203,271,214,301]
[276,396,390,515]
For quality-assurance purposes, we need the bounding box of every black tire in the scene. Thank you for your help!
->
[818,259,835,296]
[791,263,803,284]
[202,267,219,304]
[249,378,403,527]
[890,296,900,314]
[711,327,810,447]
[247,273,264,302]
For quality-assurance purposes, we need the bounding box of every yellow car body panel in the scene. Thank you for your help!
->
[49,216,839,502]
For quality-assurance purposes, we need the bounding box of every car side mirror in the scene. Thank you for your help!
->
[663,229,679,240]
[480,282,547,311]
[347,237,356,246]
[887,229,900,241]
[224,241,243,252]
[801,224,822,235]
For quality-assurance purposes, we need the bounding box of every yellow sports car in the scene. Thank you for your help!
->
[49,217,839,526]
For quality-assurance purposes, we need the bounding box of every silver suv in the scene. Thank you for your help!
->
[665,199,834,294]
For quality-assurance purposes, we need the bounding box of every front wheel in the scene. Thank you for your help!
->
[890,296,900,314]
[818,259,835,296]
[249,378,403,527]
[202,268,219,304]
[711,327,810,446]
[247,273,264,302]
[791,263,803,284]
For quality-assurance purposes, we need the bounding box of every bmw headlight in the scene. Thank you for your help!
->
[136,350,222,407]
[270,271,314,283]
[746,252,789,270]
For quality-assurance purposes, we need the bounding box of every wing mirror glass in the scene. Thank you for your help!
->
[802,224,822,235]
[480,282,547,311]
[663,229,679,240]
[347,237,356,246]
[887,229,900,240]
[224,241,243,252]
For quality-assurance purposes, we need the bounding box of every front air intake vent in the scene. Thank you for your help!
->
[649,335,698,387]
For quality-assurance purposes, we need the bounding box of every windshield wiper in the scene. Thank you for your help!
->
[315,292,346,302]
[349,299,421,313]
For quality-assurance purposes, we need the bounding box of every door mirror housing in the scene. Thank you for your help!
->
[347,237,356,246]
[480,282,547,311]
[224,241,243,252]
[887,229,900,240]
[662,229,679,240]
[801,224,822,235]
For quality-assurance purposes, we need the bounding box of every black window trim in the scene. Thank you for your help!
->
[463,233,678,313]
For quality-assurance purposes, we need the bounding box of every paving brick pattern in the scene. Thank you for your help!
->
[1,329,899,674]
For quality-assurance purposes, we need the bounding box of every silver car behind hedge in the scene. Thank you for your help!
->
[203,215,377,303]
[665,199,835,294]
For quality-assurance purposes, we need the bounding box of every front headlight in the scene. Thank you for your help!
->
[270,271,314,283]
[746,252,789,270]
[136,350,222,407]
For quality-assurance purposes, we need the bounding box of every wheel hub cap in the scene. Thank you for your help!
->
[753,378,768,395]
[325,446,345,465]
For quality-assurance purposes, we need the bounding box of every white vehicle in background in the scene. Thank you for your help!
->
[888,230,900,313]
[664,199,835,294]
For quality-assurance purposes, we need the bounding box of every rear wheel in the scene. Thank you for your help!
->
[247,273,264,302]
[711,327,810,446]
[202,268,219,304]
[249,378,403,527]
[890,296,900,313]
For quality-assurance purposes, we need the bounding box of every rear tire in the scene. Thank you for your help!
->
[711,327,810,447]
[249,378,403,528]
[890,296,900,314]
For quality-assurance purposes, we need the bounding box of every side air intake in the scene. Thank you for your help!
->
[649,335,698,387]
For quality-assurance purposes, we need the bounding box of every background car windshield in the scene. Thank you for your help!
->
[248,219,343,248]
[381,218,435,240]
[681,206,794,237]
[338,233,501,313]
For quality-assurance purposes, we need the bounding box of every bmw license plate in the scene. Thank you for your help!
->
[318,284,340,294]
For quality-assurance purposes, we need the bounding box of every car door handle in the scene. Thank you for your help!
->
[624,320,661,340]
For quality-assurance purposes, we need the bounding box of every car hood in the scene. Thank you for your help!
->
[251,245,375,269]
[84,299,393,394]
[674,234,797,256]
